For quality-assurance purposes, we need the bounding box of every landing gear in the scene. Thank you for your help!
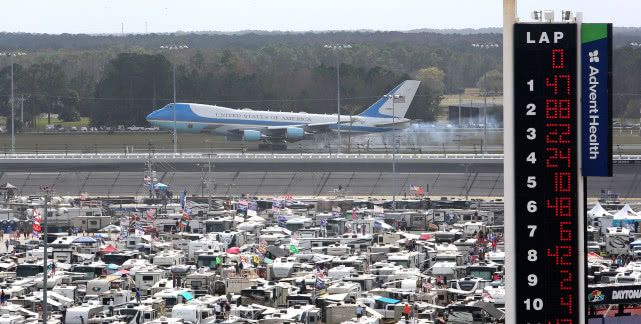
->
[258,142,288,151]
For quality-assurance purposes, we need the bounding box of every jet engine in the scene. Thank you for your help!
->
[286,127,305,140]
[243,130,262,141]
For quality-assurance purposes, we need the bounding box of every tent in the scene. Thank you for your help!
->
[99,225,122,233]
[0,183,16,190]
[72,237,97,244]
[154,183,168,190]
[588,203,613,218]
[226,247,240,255]
[613,204,641,227]
[101,245,118,253]
[619,204,639,216]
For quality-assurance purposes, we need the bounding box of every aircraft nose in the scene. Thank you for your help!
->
[146,109,161,122]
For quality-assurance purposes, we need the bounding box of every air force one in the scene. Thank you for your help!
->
[146,80,420,145]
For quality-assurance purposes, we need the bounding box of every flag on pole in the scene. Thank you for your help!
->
[352,208,358,220]
[146,209,157,221]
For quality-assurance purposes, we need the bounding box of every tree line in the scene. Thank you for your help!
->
[0,30,639,128]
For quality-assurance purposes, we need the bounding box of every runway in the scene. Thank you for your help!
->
[1,158,639,197]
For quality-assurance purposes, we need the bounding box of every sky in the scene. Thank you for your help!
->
[0,0,637,34]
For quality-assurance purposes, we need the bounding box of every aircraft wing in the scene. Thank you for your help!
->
[266,122,344,134]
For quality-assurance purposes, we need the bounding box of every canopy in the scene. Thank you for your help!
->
[72,236,97,244]
[180,291,194,301]
[419,233,432,240]
[226,247,240,255]
[99,225,122,233]
[0,183,16,190]
[587,252,603,262]
[588,203,613,218]
[613,204,641,222]
[102,245,118,253]
[375,296,400,304]
[154,183,168,189]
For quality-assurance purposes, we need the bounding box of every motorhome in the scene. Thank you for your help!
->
[134,269,164,295]
[65,304,104,324]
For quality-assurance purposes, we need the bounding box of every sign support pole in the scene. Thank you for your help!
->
[503,1,517,324]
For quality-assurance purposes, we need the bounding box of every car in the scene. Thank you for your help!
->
[70,126,78,132]
[80,127,88,132]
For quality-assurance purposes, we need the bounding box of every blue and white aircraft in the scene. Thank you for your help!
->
[146,80,420,144]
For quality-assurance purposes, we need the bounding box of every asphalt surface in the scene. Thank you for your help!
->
[1,161,639,197]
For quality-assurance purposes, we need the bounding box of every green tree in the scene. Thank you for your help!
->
[92,53,172,126]
[410,66,445,121]
[476,69,503,96]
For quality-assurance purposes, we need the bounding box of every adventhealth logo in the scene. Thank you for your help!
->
[589,50,600,63]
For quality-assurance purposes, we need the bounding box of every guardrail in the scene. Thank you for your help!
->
[0,152,640,161]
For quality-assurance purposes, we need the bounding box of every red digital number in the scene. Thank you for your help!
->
[546,123,572,144]
[554,172,572,192]
[547,197,572,217]
[547,245,573,266]
[552,49,565,69]
[546,147,572,169]
[559,221,572,241]
[560,294,573,314]
[547,320,572,324]
[545,99,571,119]
[546,75,572,96]
[560,269,572,290]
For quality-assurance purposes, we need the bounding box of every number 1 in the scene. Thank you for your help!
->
[527,79,534,91]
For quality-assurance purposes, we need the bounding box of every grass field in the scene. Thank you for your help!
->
[1,117,91,130]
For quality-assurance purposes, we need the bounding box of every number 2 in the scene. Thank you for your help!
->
[526,103,536,116]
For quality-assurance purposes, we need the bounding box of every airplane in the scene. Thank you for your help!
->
[146,80,420,147]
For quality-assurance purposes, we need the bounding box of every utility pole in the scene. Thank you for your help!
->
[160,45,189,154]
[385,94,400,209]
[207,154,214,212]
[147,153,155,199]
[10,62,14,152]
[322,44,352,154]
[40,184,55,324]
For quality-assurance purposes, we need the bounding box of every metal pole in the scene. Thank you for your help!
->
[172,63,177,154]
[208,155,213,213]
[11,61,15,153]
[503,1,516,324]
[336,54,341,154]
[392,96,396,208]
[483,96,488,154]
[42,193,49,324]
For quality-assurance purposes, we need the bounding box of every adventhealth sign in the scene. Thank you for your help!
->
[582,23,613,177]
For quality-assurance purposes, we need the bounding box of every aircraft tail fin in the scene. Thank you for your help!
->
[358,80,420,119]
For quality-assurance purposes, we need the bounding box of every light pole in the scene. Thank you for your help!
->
[1,51,27,153]
[385,94,400,208]
[160,45,188,154]
[323,44,351,154]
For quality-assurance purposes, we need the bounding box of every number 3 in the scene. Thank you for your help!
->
[526,128,536,140]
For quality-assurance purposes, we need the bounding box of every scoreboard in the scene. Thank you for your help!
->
[514,23,579,323]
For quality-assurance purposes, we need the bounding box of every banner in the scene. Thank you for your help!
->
[587,284,641,305]
[582,23,613,177]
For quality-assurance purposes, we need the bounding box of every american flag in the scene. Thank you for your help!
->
[146,209,156,221]
[32,209,43,233]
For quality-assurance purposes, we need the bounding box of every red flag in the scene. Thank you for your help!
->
[352,208,357,220]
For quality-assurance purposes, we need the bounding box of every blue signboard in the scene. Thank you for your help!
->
[582,23,613,177]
